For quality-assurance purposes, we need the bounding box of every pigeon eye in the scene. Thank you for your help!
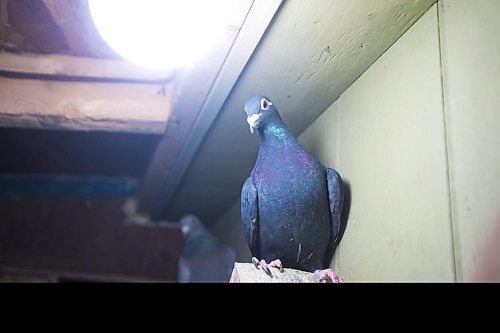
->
[261,99,270,110]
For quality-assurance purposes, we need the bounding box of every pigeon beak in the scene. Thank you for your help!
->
[247,114,261,134]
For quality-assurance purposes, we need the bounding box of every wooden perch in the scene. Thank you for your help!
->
[230,263,322,283]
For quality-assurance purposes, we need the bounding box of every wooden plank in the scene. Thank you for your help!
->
[0,52,173,82]
[0,197,183,280]
[137,0,280,218]
[438,0,500,281]
[147,0,284,218]
[0,76,173,133]
[230,263,321,283]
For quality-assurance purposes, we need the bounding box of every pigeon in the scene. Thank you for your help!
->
[241,96,344,282]
[178,215,236,283]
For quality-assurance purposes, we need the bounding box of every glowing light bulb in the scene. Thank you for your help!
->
[89,0,234,70]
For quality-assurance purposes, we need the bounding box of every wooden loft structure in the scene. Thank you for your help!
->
[0,0,269,281]
[0,0,436,281]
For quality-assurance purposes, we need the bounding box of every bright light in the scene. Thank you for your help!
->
[89,0,234,70]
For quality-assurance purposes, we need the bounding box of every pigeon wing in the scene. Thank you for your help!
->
[326,168,344,248]
[241,176,259,257]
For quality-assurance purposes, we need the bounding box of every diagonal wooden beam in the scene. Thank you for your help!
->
[137,0,283,218]
[137,0,255,217]
[0,196,183,280]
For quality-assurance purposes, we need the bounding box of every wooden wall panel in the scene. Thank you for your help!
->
[0,197,183,281]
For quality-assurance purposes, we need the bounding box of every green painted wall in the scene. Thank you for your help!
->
[301,5,454,281]
[437,0,500,281]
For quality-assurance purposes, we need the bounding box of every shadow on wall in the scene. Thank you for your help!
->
[324,180,351,267]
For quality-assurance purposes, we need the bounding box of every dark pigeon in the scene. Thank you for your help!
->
[241,96,344,282]
[178,215,236,283]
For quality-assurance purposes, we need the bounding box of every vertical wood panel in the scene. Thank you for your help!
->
[438,0,500,281]
[0,197,183,280]
[298,5,455,281]
[335,5,454,281]
[137,0,255,217]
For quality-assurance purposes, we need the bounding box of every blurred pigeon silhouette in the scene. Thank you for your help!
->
[241,96,344,282]
[178,215,236,283]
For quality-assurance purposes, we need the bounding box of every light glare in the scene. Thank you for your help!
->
[89,0,234,70]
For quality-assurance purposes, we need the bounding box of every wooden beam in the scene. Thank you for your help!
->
[145,0,284,218]
[137,0,281,218]
[0,76,173,133]
[0,197,183,281]
[0,52,174,82]
[230,263,323,283]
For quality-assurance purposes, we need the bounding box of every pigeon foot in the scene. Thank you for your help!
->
[314,268,344,283]
[251,257,283,278]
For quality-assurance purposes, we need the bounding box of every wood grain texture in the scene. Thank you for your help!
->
[0,197,183,280]
[0,77,173,133]
[230,263,320,283]
[145,0,284,220]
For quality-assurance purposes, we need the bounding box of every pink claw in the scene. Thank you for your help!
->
[314,268,344,283]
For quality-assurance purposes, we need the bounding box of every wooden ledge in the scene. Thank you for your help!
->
[230,262,322,283]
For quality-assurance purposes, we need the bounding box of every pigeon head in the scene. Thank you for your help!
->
[179,214,203,237]
[244,96,280,134]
